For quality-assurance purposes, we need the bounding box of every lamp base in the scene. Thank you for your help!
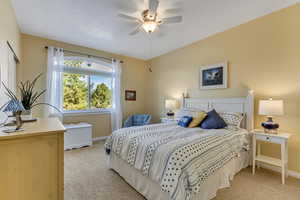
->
[166,111,175,117]
[262,119,279,134]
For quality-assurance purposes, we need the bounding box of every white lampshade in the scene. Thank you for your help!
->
[165,99,177,110]
[259,99,284,116]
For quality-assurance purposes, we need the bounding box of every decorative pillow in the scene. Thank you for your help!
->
[200,109,227,129]
[188,112,207,128]
[178,116,193,127]
[219,112,244,127]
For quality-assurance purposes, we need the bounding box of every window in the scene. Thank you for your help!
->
[62,56,113,113]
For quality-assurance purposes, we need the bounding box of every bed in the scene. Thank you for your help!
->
[105,91,254,200]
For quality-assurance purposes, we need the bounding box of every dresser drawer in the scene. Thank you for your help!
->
[255,134,283,144]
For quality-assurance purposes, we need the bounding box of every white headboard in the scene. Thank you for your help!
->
[182,90,254,131]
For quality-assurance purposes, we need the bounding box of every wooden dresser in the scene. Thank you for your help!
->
[0,118,66,200]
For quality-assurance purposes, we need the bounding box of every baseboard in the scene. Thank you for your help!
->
[258,163,300,179]
[93,136,109,142]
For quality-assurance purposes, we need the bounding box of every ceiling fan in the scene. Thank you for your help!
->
[118,0,183,35]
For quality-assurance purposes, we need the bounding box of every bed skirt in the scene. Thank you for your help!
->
[107,150,250,200]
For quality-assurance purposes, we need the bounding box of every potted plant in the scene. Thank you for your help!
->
[2,73,60,121]
[18,74,46,119]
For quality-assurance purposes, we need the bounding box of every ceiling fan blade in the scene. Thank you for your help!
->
[161,16,183,24]
[118,13,139,21]
[129,25,142,35]
[149,0,159,16]
[164,8,182,14]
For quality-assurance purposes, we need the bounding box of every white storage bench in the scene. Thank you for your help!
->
[63,123,93,150]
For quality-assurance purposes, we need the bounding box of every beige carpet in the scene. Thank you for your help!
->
[64,141,300,200]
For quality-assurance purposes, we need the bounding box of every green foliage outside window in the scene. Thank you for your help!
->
[63,73,112,111]
[91,83,112,109]
[63,73,88,110]
[63,58,112,111]
[64,60,83,67]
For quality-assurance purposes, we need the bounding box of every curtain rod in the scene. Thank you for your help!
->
[7,41,20,63]
[44,46,124,63]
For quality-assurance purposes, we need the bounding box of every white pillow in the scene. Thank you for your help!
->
[219,112,244,127]
[175,108,204,118]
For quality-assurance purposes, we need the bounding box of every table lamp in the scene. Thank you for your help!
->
[3,99,25,133]
[259,98,284,134]
[165,99,177,117]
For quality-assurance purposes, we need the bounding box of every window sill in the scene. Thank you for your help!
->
[62,110,111,117]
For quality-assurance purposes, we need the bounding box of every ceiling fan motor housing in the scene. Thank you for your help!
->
[142,10,157,22]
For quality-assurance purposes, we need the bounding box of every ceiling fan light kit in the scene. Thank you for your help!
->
[119,0,183,35]
[142,21,157,33]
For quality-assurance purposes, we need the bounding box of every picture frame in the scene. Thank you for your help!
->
[125,90,136,101]
[199,62,228,90]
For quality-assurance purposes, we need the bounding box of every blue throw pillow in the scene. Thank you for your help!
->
[200,109,227,129]
[178,116,193,127]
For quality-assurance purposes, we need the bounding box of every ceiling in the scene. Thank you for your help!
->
[11,0,300,60]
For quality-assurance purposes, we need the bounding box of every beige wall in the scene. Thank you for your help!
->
[148,4,300,172]
[0,0,20,107]
[19,34,148,138]
[0,0,21,58]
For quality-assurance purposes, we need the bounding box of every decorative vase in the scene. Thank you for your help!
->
[21,110,33,120]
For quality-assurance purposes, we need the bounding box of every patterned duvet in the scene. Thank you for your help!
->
[105,122,249,200]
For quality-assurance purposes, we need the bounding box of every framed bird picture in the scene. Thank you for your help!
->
[125,90,136,101]
[199,62,228,90]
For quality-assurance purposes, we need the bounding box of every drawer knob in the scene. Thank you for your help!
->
[266,137,270,140]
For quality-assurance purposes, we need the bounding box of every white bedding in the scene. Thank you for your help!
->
[105,123,250,200]
[108,150,249,200]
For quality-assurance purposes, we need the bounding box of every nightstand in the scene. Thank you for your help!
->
[252,130,291,184]
[160,117,179,123]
